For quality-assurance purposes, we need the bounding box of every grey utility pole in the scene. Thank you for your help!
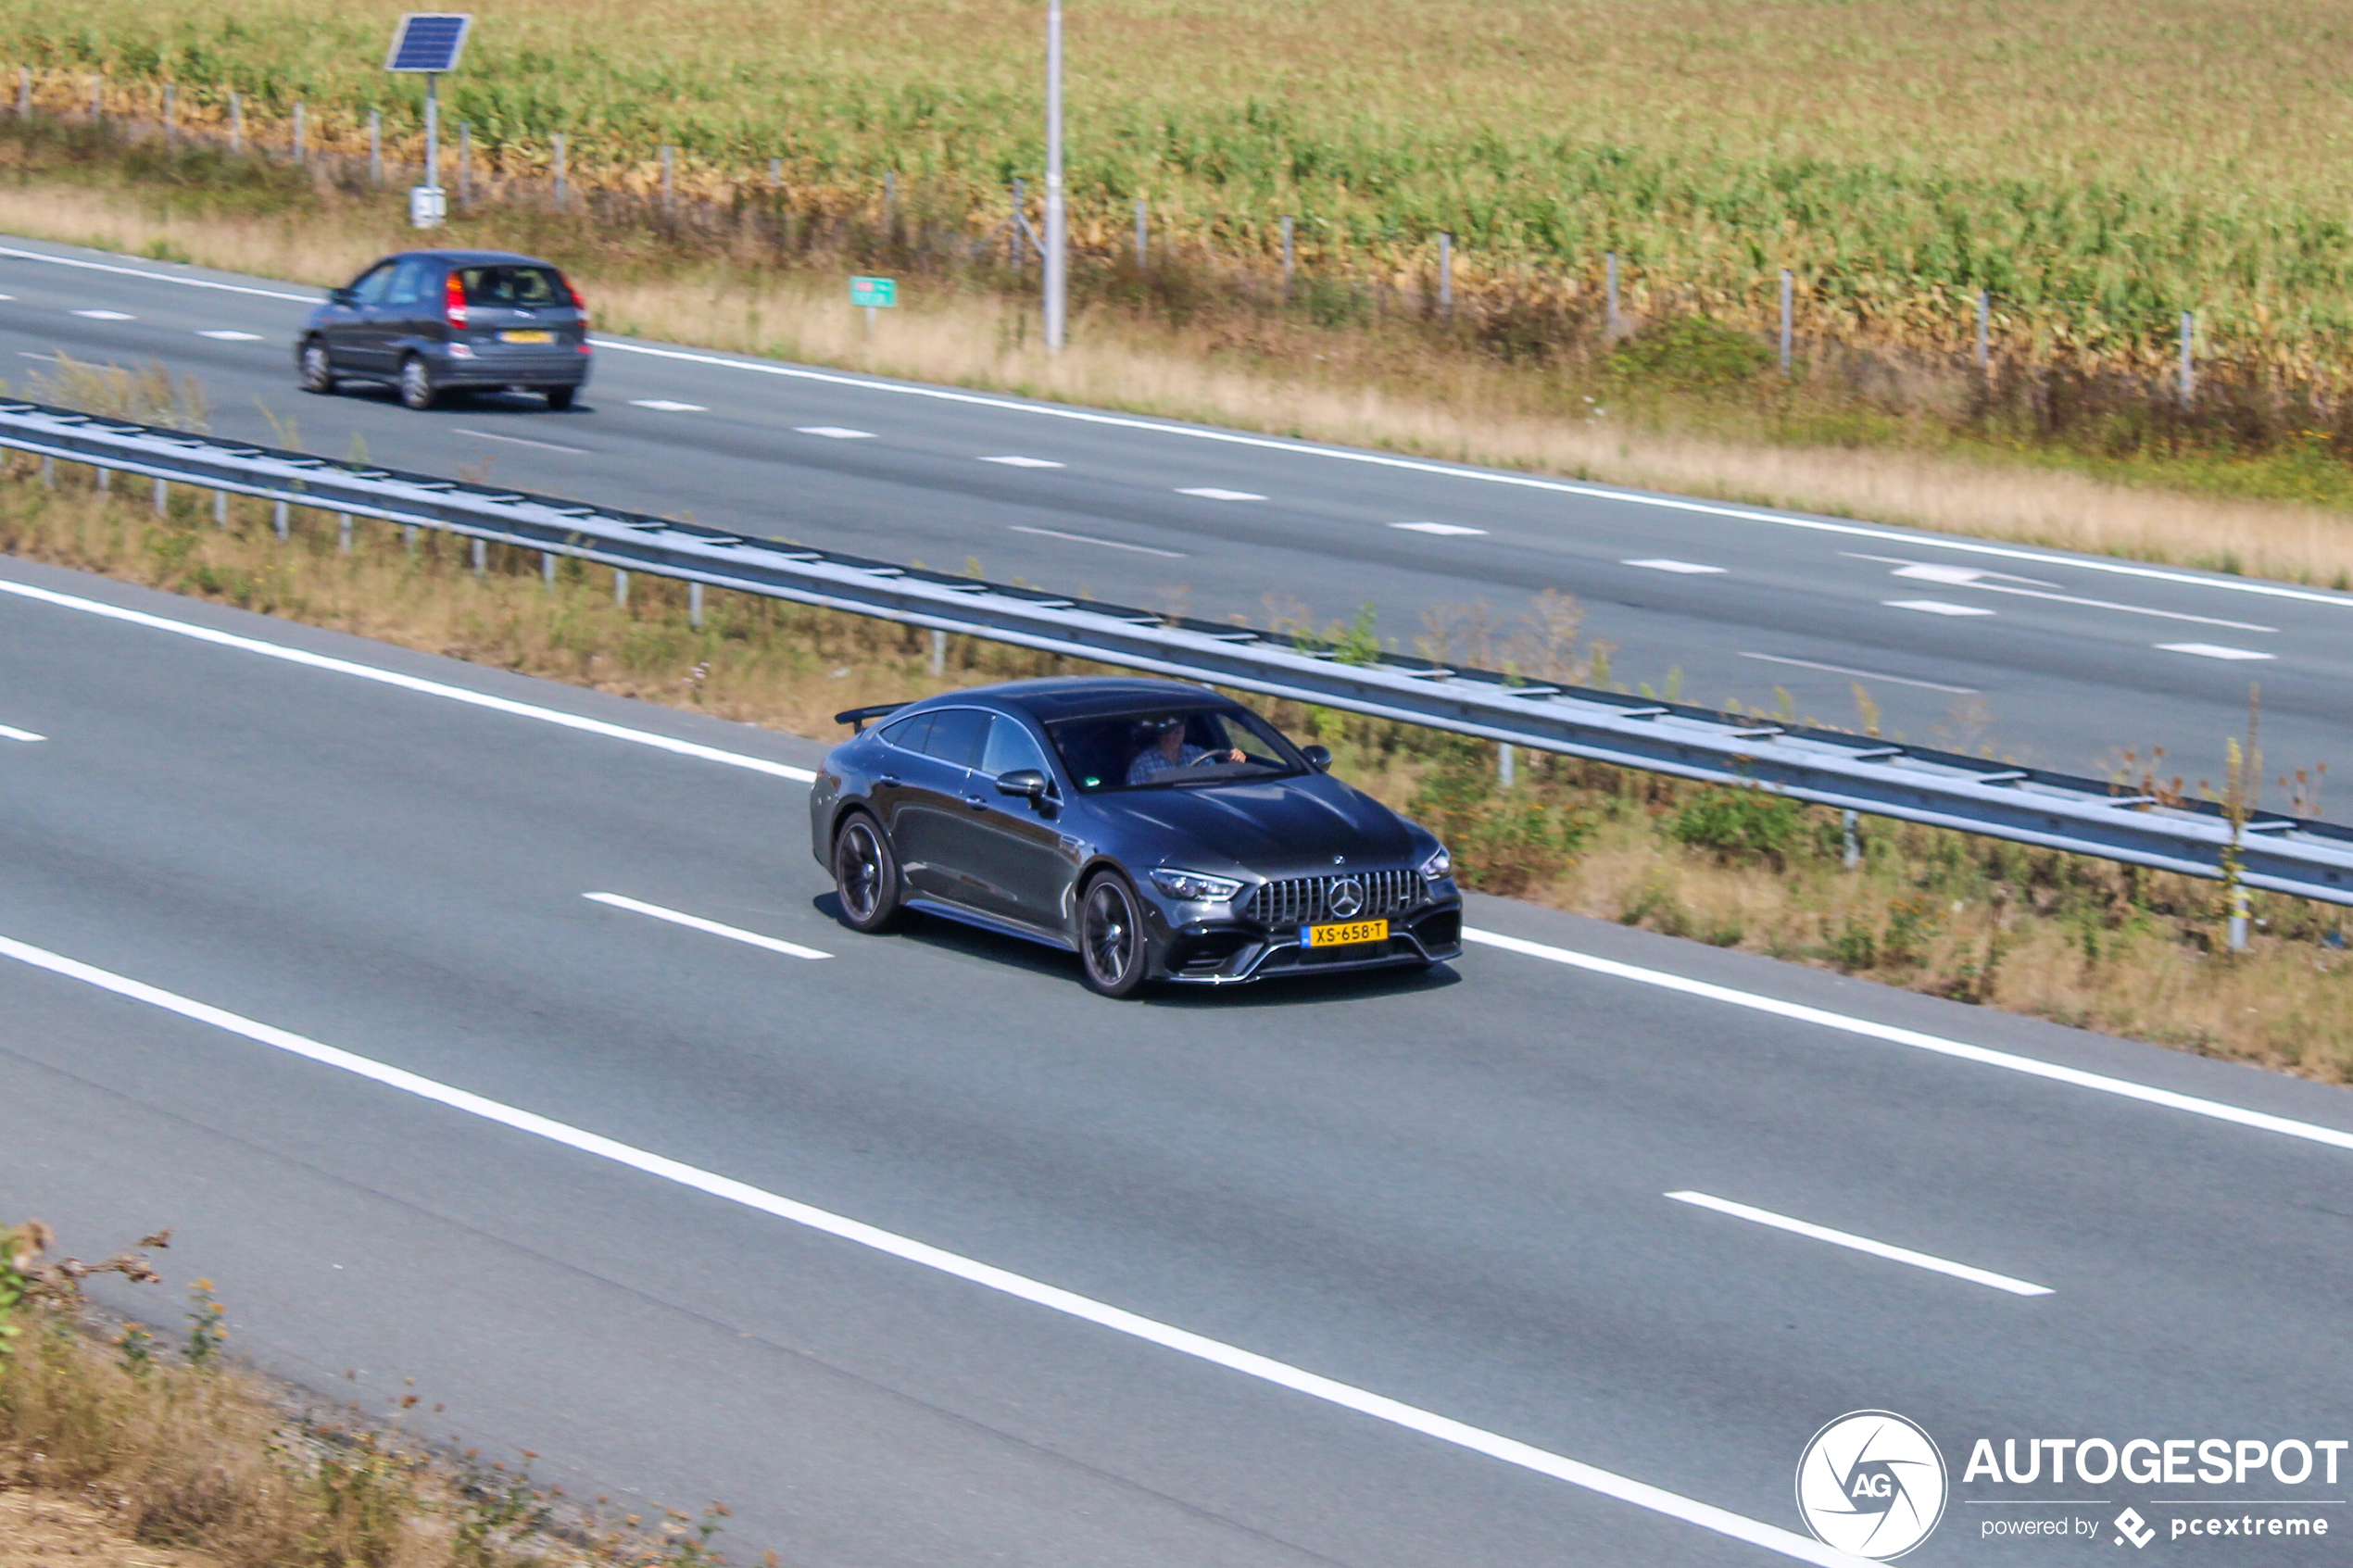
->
[1042,0,1067,351]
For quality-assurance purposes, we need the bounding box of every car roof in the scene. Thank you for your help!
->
[381,249,559,268]
[915,676,1229,721]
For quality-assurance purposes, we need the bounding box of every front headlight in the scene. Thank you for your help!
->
[1149,867,1243,902]
[1418,845,1453,882]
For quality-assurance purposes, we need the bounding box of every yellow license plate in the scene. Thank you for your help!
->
[500,329,555,344]
[1301,919,1389,948]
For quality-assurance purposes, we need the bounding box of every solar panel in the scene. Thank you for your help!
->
[384,13,472,73]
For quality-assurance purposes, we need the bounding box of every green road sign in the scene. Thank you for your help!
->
[849,276,898,308]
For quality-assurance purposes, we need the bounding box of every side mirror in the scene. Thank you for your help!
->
[994,769,1051,801]
[1301,744,1333,772]
[329,286,358,307]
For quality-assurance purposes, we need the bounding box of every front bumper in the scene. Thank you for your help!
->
[1143,887,1464,985]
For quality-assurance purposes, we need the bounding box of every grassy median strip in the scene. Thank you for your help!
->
[3,441,2348,1077]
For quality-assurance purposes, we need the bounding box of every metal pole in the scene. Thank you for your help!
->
[929,628,947,676]
[1042,0,1066,351]
[230,92,243,154]
[2229,883,2251,952]
[1135,197,1147,270]
[1842,809,1862,869]
[689,580,704,629]
[94,463,107,493]
[1497,741,1514,788]
[1779,269,1793,374]
[1605,250,1619,337]
[424,74,439,191]
[338,513,352,552]
[39,457,51,488]
[212,487,225,524]
[272,498,288,540]
[552,132,565,207]
[542,550,557,585]
[1439,232,1453,319]
[614,568,629,608]
[2180,310,2196,407]
[1976,290,1989,377]
[292,100,304,164]
[154,476,168,514]
[369,107,381,183]
[661,144,674,211]
[471,537,485,575]
[1281,215,1294,299]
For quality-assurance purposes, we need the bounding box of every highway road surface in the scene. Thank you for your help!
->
[6,554,2353,1565]
[0,233,2348,795]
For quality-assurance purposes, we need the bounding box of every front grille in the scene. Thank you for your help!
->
[1242,869,1425,928]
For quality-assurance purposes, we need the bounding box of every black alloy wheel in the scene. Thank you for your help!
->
[1079,872,1149,997]
[545,386,575,411]
[398,355,441,410]
[832,814,907,933]
[297,340,336,395]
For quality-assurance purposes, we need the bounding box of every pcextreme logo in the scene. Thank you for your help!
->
[1796,1410,1950,1560]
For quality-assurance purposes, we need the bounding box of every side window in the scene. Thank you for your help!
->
[878,712,934,753]
[980,715,1051,781]
[349,263,396,307]
[386,257,437,304]
[919,709,988,771]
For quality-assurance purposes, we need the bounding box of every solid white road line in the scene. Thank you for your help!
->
[0,243,318,303]
[1737,652,1979,696]
[70,308,134,320]
[2158,643,2276,661]
[455,427,592,455]
[0,930,1847,1568]
[1884,599,1996,617]
[0,578,817,783]
[797,425,875,438]
[1391,522,1488,536]
[0,724,44,742]
[979,455,1065,468]
[1666,1191,2054,1298]
[631,399,707,413]
[1891,565,2275,632]
[1460,927,2353,1156]
[583,337,2353,612]
[584,892,831,960]
[1623,558,1725,574]
[1176,487,1265,501]
[1008,524,1187,558]
[196,330,264,342]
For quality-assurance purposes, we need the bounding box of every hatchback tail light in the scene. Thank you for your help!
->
[566,282,589,330]
[443,271,468,332]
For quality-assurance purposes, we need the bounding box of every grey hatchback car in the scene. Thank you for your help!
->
[296,249,591,410]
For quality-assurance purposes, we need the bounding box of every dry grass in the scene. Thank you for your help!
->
[6,447,2348,1076]
[2,174,2350,592]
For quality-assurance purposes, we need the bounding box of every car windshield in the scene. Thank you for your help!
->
[456,265,568,307]
[1046,707,1307,792]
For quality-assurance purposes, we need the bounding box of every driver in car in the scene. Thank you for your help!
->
[1126,717,1245,784]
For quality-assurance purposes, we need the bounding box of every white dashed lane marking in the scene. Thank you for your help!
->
[0,724,44,743]
[70,309,134,320]
[1391,521,1487,536]
[1884,599,1996,617]
[1738,653,1979,696]
[797,425,875,439]
[1176,487,1265,501]
[979,455,1064,468]
[197,330,264,341]
[1008,524,1186,558]
[2158,643,2276,660]
[1887,561,2273,631]
[584,893,832,961]
[1624,558,1725,573]
[1666,1192,2054,1298]
[631,399,707,412]
[456,428,591,455]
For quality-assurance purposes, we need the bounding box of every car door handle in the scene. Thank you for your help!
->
[875,774,900,788]
[963,794,990,810]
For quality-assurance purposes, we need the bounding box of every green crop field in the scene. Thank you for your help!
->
[8,0,2353,374]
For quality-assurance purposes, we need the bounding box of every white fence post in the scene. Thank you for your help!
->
[291,100,304,164]
[661,144,674,211]
[552,132,565,208]
[1976,290,1989,377]
[369,107,381,183]
[1281,215,1294,300]
[1135,197,1147,269]
[230,91,243,154]
[1605,250,1619,338]
[1779,269,1793,374]
[2180,311,2196,407]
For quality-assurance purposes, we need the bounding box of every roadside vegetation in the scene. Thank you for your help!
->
[4,429,2347,1079]
[0,1220,744,1567]
[4,11,2353,586]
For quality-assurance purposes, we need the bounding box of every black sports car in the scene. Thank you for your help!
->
[808,677,1464,996]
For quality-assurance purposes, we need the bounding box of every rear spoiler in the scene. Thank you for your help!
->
[834,701,910,734]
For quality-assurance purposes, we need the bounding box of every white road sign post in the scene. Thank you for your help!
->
[384,13,473,230]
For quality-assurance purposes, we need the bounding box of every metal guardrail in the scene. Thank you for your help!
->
[5,396,2349,908]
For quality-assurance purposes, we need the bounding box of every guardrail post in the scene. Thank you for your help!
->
[337,513,351,552]
[689,580,704,629]
[2229,883,2251,951]
[614,568,629,608]
[661,144,674,212]
[39,456,51,488]
[1605,250,1619,338]
[405,524,418,552]
[292,101,304,165]
[230,92,243,155]
[93,462,108,493]
[1135,197,1147,269]
[153,476,167,515]
[369,108,381,184]
[541,550,556,585]
[15,67,27,119]
[1439,232,1453,320]
[470,537,485,575]
[211,487,224,524]
[1843,809,1862,869]
[929,628,947,675]
[87,76,99,126]
[1497,740,1514,788]
[162,82,173,151]
[552,132,565,209]
[1779,269,1793,375]
[271,498,288,540]
[1281,215,1294,301]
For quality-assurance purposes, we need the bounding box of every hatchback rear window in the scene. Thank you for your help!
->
[457,265,568,307]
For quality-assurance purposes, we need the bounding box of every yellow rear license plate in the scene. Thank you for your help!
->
[1301,919,1388,948]
[500,329,555,344]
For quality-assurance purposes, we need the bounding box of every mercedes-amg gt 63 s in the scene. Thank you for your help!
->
[809,677,1464,996]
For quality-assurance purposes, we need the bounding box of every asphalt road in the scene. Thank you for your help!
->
[1,233,2347,796]
[7,555,2353,1566]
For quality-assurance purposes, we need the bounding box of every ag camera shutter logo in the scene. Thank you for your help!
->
[1795,1410,1949,1560]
